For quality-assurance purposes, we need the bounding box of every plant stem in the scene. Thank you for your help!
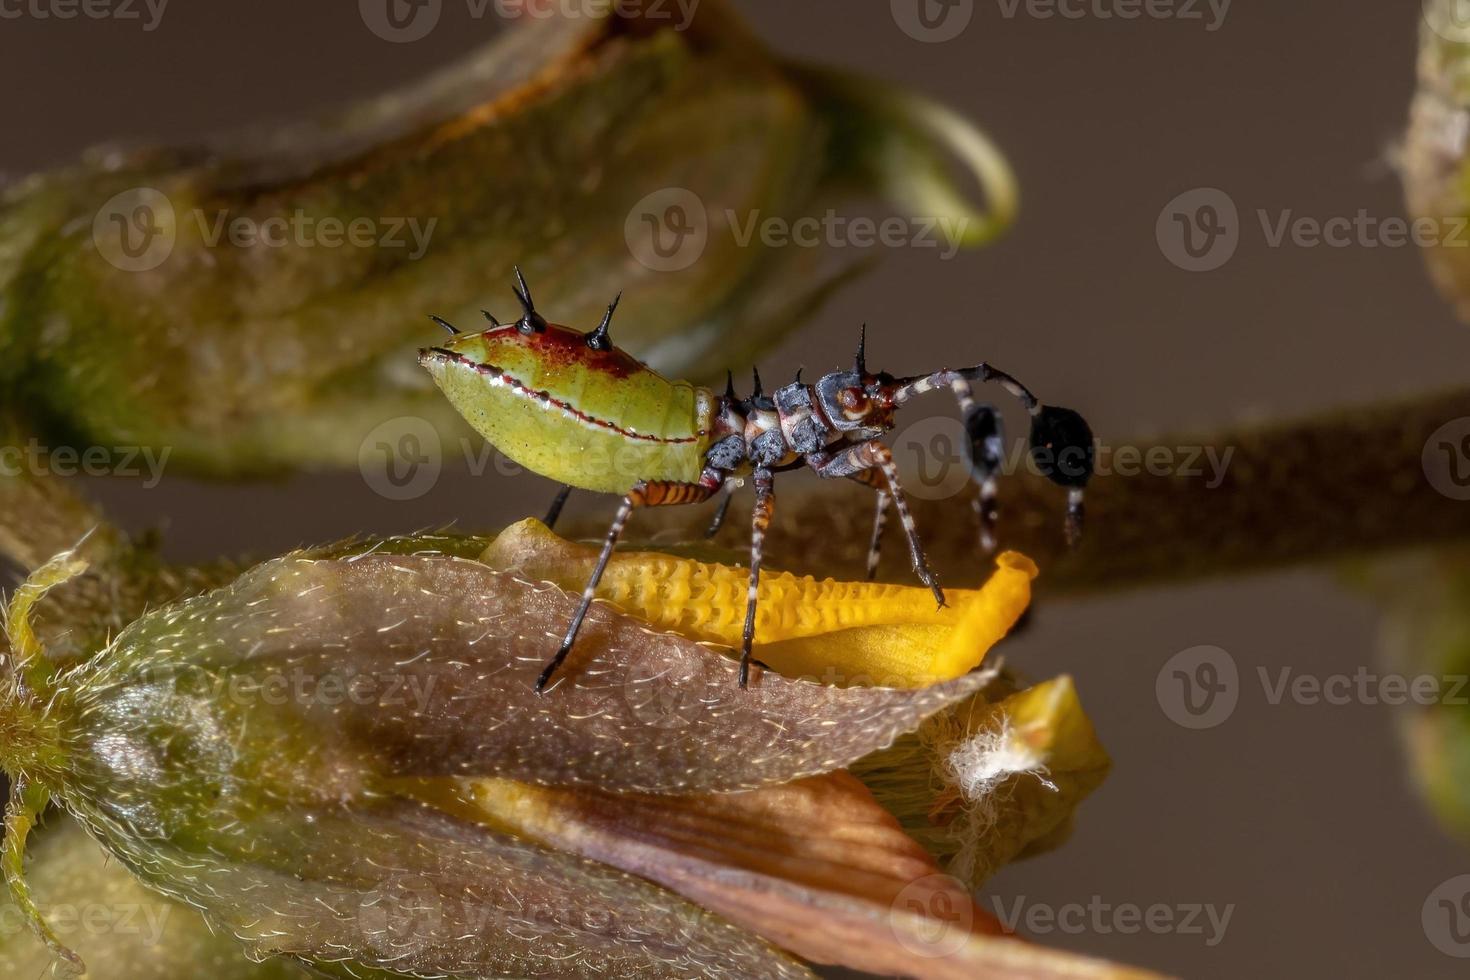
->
[608,387,1470,595]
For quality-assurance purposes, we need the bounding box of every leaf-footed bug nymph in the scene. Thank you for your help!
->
[419,270,1094,691]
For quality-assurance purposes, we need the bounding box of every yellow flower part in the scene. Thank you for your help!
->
[480,519,1037,687]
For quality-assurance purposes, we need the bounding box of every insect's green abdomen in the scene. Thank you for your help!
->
[422,325,714,493]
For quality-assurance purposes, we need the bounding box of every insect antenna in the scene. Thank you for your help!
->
[855,323,867,374]
[585,291,621,351]
[511,265,548,335]
[428,314,460,335]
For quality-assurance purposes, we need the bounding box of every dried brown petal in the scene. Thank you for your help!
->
[427,772,1160,980]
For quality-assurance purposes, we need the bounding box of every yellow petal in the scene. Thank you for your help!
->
[481,518,1036,687]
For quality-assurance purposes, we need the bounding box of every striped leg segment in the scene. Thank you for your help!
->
[866,491,890,580]
[811,442,944,609]
[542,484,573,530]
[956,396,1004,553]
[739,469,776,688]
[843,465,890,581]
[536,477,718,692]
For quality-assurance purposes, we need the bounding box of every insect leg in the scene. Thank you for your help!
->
[866,490,891,580]
[740,468,776,688]
[810,442,944,608]
[704,481,735,538]
[537,478,720,692]
[843,466,890,580]
[893,365,1094,547]
[542,485,573,530]
[956,395,1004,553]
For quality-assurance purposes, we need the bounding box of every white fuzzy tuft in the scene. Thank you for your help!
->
[946,714,1056,802]
[942,713,1058,885]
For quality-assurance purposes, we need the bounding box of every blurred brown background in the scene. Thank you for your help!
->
[5,0,1470,976]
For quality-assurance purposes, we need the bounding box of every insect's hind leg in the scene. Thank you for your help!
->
[739,468,776,688]
[843,466,890,580]
[955,395,1004,553]
[536,477,720,692]
[542,485,573,530]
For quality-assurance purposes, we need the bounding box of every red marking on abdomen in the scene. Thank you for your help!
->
[497,323,643,380]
